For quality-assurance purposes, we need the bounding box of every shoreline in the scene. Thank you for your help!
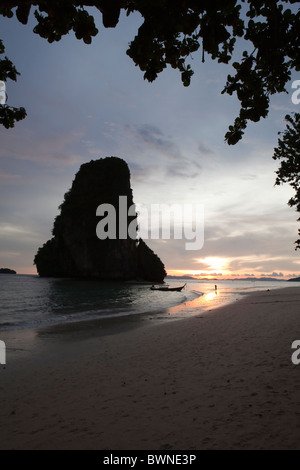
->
[0,278,291,335]
[0,286,300,449]
[1,276,298,334]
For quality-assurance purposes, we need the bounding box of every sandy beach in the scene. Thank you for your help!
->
[0,286,300,450]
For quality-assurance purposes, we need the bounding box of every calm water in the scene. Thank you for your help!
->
[0,274,298,331]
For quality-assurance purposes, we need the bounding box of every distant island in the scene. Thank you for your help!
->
[166,275,289,282]
[228,277,286,282]
[34,157,166,282]
[287,277,300,282]
[0,268,16,274]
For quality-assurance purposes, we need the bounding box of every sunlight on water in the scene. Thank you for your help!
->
[204,291,219,302]
[166,287,228,318]
[0,274,299,330]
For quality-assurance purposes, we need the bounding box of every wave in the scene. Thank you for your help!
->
[0,287,203,332]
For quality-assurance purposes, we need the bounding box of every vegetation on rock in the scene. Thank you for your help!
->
[34,157,166,282]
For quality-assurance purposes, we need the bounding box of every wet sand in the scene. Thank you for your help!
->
[0,287,300,450]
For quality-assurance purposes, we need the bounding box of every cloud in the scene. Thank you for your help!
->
[198,142,214,155]
[121,123,203,180]
[0,126,84,166]
[261,272,284,277]
[1,12,300,276]
[124,124,181,160]
[127,162,149,182]
[0,171,21,182]
[0,223,42,243]
[165,164,199,179]
[241,174,258,181]
[225,256,295,275]
[197,272,223,276]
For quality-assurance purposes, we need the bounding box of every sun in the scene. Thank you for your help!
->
[202,257,228,272]
[167,257,230,279]
[193,256,229,275]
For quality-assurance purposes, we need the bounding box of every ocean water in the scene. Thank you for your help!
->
[0,274,298,331]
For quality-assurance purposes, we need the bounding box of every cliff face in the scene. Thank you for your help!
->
[34,157,166,282]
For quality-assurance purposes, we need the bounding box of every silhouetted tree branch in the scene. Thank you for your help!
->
[0,39,26,128]
[0,1,299,143]
[273,113,300,249]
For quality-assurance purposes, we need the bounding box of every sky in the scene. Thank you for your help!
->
[0,6,300,279]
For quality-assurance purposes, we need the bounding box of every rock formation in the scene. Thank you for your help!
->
[0,268,16,274]
[34,157,166,282]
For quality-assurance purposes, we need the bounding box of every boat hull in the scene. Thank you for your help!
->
[150,284,186,292]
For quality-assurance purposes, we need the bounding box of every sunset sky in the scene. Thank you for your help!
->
[0,8,300,279]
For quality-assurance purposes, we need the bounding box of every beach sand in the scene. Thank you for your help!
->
[0,287,300,450]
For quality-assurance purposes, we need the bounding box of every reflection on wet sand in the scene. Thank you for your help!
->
[166,286,229,319]
[204,291,219,302]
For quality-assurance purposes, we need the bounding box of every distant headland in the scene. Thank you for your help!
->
[167,275,300,282]
[34,157,166,282]
[0,268,16,274]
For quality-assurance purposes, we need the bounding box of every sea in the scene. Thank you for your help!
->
[0,274,299,332]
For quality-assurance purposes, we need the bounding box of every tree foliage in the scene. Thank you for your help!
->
[0,0,299,142]
[0,38,26,128]
[273,113,300,249]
